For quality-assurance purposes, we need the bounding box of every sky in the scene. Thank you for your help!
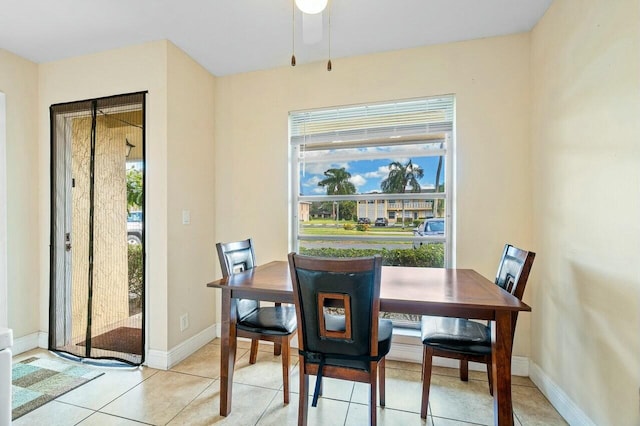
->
[300,154,445,195]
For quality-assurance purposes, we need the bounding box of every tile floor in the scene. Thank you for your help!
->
[12,339,567,425]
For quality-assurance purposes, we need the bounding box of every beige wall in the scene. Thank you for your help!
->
[6,39,216,358]
[38,41,171,351]
[0,49,40,338]
[38,40,217,352]
[214,34,534,355]
[531,0,640,424]
[166,43,216,348]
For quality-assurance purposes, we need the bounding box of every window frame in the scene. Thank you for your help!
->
[289,97,455,268]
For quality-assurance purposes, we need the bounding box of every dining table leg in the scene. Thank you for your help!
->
[492,310,514,426]
[219,288,237,416]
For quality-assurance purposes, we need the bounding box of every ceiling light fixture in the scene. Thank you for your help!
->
[291,0,333,71]
[295,0,328,14]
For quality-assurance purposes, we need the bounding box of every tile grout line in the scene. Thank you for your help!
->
[75,410,156,426]
[254,382,280,426]
[91,368,161,413]
[164,378,220,426]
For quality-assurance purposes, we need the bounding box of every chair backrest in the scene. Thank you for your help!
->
[494,244,535,339]
[216,238,258,320]
[494,244,536,301]
[287,253,383,363]
[216,238,256,277]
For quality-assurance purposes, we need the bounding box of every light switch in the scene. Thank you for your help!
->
[182,210,191,225]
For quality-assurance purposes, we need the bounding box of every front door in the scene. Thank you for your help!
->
[49,92,146,365]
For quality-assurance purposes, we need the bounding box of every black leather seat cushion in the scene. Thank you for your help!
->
[421,316,491,356]
[313,314,393,370]
[238,305,297,336]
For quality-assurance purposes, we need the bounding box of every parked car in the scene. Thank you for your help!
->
[374,217,388,227]
[357,217,371,224]
[127,211,143,244]
[413,218,444,248]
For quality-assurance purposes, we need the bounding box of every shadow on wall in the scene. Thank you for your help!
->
[569,256,639,425]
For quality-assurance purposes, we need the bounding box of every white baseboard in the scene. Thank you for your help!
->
[13,327,220,372]
[529,361,595,426]
[11,331,46,355]
[146,324,217,370]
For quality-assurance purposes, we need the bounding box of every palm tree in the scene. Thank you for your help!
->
[380,160,424,226]
[126,168,143,212]
[318,168,356,220]
[433,149,444,218]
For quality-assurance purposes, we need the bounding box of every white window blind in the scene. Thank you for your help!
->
[290,96,454,146]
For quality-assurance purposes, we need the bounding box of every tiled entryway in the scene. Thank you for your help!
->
[12,340,566,425]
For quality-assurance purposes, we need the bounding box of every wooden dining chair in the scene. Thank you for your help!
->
[216,239,297,404]
[288,253,392,426]
[419,244,535,418]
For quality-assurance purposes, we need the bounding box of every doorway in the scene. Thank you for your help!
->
[49,92,146,365]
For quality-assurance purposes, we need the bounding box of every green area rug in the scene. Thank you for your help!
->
[12,356,104,420]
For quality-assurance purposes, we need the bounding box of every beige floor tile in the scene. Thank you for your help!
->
[171,342,226,379]
[433,415,522,426]
[428,374,495,425]
[209,337,254,349]
[13,348,61,363]
[168,380,278,425]
[352,367,424,413]
[13,401,94,426]
[511,375,537,388]
[257,392,350,426]
[431,416,512,426]
[233,349,298,393]
[386,359,423,372]
[289,365,355,402]
[254,339,295,354]
[100,370,213,424]
[512,384,567,426]
[11,343,566,426]
[432,365,491,383]
[346,403,435,426]
[77,411,149,425]
[57,365,158,410]
[431,364,534,389]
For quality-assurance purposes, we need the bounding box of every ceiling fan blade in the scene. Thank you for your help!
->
[302,12,323,45]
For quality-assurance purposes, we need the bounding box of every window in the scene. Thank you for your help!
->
[290,96,454,268]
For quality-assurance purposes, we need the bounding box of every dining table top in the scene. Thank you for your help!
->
[207,260,530,320]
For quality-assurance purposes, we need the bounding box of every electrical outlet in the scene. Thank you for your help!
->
[180,313,189,331]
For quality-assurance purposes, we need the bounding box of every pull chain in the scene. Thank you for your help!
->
[291,0,296,66]
[327,0,332,71]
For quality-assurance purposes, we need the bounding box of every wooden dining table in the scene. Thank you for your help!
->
[207,260,531,426]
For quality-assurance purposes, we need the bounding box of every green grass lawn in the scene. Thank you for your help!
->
[300,226,413,236]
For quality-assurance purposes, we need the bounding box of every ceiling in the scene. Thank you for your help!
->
[0,0,553,77]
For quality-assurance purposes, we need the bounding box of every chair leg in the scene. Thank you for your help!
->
[281,337,290,404]
[273,303,283,356]
[379,358,386,407]
[460,359,469,381]
[421,346,434,419]
[298,356,309,426]
[249,339,259,364]
[370,362,378,426]
[486,361,494,396]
